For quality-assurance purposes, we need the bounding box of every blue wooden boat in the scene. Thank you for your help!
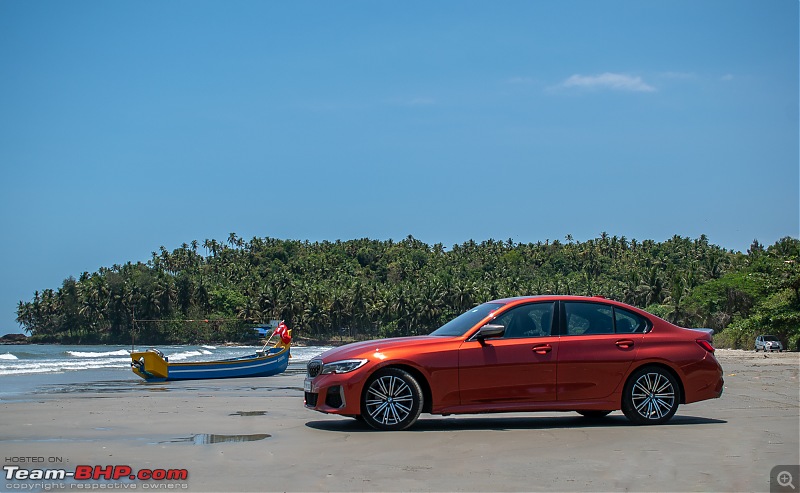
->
[130,337,291,382]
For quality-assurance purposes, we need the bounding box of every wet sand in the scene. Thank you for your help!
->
[1,350,798,492]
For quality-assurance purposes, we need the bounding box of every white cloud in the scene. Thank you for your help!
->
[560,72,656,92]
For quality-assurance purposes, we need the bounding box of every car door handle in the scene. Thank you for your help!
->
[615,339,635,349]
[532,344,552,354]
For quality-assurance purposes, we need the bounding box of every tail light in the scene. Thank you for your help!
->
[696,339,715,353]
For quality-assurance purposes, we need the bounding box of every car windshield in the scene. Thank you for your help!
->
[763,336,779,341]
[430,303,504,337]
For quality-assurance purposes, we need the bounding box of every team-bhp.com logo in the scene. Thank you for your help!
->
[4,464,188,489]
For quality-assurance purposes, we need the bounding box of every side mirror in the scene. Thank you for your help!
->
[476,324,505,344]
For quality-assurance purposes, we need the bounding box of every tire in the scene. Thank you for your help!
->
[577,410,612,419]
[621,367,681,425]
[361,368,423,431]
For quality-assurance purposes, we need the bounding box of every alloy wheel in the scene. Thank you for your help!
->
[622,367,680,425]
[361,368,422,431]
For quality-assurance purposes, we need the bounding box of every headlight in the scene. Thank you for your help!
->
[321,359,368,374]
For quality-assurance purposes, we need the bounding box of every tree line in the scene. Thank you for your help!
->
[15,233,800,349]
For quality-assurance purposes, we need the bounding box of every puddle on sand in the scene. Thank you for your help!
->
[162,433,271,445]
[230,411,267,416]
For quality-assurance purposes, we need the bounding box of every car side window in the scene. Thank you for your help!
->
[564,302,614,336]
[614,308,647,333]
[494,302,555,338]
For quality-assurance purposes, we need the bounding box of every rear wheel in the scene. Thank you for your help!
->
[361,368,423,431]
[622,367,680,425]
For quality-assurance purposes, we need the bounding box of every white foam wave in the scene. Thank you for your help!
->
[0,357,129,376]
[201,345,217,350]
[0,344,330,377]
[166,350,204,361]
[290,346,333,362]
[67,349,130,358]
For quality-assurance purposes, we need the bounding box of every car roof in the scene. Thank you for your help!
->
[489,295,659,321]
[490,295,616,304]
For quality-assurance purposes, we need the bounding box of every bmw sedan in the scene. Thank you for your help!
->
[304,295,724,431]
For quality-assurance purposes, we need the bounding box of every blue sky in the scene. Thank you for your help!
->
[0,1,797,335]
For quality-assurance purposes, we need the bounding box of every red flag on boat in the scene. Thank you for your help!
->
[274,321,291,344]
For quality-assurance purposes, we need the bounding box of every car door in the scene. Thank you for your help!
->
[556,301,645,402]
[458,302,558,405]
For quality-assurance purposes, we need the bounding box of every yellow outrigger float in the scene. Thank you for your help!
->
[131,326,291,382]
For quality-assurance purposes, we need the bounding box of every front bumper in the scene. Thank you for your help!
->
[304,373,365,415]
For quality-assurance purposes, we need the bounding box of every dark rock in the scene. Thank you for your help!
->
[0,333,29,344]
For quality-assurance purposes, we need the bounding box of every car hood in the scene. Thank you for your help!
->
[315,336,443,362]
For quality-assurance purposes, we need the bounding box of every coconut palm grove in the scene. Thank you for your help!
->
[15,234,800,350]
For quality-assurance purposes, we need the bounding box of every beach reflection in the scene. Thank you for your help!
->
[164,433,272,445]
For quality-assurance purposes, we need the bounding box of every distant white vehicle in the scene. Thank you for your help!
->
[755,335,783,352]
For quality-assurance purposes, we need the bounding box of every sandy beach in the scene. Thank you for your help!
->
[1,349,798,492]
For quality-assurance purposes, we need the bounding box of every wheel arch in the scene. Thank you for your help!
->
[367,363,433,414]
[625,362,687,405]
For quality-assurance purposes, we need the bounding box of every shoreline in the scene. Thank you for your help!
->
[0,345,332,402]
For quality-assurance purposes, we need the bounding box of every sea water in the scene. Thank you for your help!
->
[0,344,332,400]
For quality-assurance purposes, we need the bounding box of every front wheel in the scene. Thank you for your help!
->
[621,367,680,425]
[361,368,423,431]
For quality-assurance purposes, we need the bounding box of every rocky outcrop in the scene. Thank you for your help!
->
[0,333,29,344]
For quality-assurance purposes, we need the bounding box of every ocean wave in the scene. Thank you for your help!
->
[291,346,333,362]
[0,357,129,376]
[166,350,205,361]
[0,344,331,377]
[201,345,217,350]
[67,349,130,358]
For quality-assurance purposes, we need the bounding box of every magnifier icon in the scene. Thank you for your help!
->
[778,471,795,490]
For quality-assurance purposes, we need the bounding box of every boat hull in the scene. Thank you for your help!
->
[131,346,290,382]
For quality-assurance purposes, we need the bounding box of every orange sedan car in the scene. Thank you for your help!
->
[304,295,724,431]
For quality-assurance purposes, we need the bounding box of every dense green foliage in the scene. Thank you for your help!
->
[16,234,800,349]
